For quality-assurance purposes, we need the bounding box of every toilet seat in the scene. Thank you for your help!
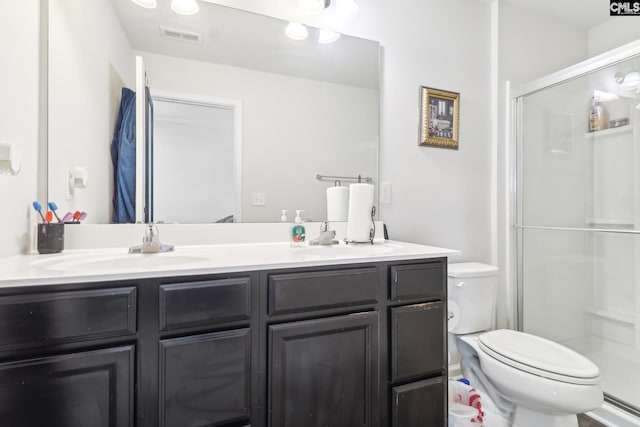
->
[478,330,600,385]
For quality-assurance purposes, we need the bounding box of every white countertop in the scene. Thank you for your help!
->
[0,240,458,288]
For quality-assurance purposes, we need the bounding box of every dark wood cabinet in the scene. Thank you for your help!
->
[268,312,379,427]
[0,345,134,427]
[0,257,447,427]
[391,301,446,382]
[159,328,251,427]
[391,377,447,427]
[388,262,448,427]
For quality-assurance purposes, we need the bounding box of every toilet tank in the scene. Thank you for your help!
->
[448,262,499,334]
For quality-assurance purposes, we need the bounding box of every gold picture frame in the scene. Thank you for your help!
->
[419,86,460,149]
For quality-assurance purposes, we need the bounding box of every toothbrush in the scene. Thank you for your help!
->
[61,212,73,223]
[72,211,81,223]
[47,202,62,222]
[45,211,53,224]
[32,201,46,222]
[77,212,87,223]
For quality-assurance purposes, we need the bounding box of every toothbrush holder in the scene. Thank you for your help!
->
[37,223,65,254]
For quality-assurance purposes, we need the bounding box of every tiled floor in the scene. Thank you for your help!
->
[578,413,607,427]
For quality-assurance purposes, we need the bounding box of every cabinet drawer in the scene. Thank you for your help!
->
[389,263,445,302]
[159,278,251,330]
[0,287,137,349]
[390,302,445,383]
[391,377,446,427]
[268,268,378,316]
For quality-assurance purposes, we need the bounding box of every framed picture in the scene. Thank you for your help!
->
[419,86,460,149]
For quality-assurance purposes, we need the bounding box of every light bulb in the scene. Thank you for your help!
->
[285,22,309,41]
[171,0,199,15]
[620,71,640,91]
[336,0,359,21]
[131,0,157,8]
[318,29,341,44]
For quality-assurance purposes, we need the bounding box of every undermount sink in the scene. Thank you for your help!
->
[30,252,209,272]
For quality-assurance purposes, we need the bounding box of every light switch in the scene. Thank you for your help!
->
[252,192,266,206]
[380,182,391,204]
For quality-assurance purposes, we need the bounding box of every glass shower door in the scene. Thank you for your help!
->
[515,48,640,415]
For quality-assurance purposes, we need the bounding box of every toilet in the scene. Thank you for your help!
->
[448,262,603,427]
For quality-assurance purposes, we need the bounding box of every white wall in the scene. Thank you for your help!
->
[372,0,493,262]
[588,18,640,57]
[48,0,133,224]
[0,1,40,257]
[141,52,378,223]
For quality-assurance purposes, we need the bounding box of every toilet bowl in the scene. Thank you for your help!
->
[460,331,603,426]
[448,263,603,427]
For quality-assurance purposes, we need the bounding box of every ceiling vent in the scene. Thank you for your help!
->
[159,27,202,43]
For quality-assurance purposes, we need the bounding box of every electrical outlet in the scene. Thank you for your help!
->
[380,182,391,204]
[251,192,266,206]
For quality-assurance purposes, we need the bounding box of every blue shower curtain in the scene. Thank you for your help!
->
[111,87,136,223]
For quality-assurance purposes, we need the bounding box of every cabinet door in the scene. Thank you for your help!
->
[391,377,446,427]
[391,302,445,383]
[159,328,251,427]
[0,345,134,427]
[268,311,379,427]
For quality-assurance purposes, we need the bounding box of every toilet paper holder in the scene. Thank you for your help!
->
[345,206,376,245]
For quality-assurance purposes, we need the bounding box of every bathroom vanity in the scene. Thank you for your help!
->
[0,242,454,426]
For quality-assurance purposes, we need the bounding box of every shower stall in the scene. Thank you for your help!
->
[513,40,640,424]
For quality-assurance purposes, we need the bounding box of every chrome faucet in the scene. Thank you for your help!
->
[309,221,338,246]
[129,223,175,253]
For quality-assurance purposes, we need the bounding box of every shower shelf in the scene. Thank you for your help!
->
[585,125,632,139]
[587,308,635,325]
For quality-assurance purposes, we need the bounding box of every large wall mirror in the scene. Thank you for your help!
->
[47,0,380,224]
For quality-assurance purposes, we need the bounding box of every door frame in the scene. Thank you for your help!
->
[150,89,243,223]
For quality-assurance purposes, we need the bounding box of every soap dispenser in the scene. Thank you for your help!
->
[290,210,306,247]
[280,210,289,222]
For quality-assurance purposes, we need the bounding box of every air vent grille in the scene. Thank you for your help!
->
[159,27,202,43]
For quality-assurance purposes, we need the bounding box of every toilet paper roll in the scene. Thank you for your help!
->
[346,183,375,242]
[447,300,460,332]
[326,186,349,222]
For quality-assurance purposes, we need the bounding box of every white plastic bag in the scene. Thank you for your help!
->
[449,379,511,427]
[449,380,484,426]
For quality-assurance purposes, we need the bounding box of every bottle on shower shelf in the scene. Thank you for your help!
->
[589,96,608,132]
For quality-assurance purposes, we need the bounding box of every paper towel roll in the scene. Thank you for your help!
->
[327,186,349,222]
[447,300,460,332]
[346,183,375,242]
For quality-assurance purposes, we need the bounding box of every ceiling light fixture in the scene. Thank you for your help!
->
[318,29,341,44]
[285,22,309,41]
[171,0,199,15]
[336,0,359,21]
[131,0,157,8]
[298,0,331,15]
[620,71,640,91]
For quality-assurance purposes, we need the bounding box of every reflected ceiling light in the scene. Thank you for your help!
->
[336,0,359,21]
[299,0,330,15]
[620,71,640,91]
[131,0,157,8]
[285,22,309,41]
[318,29,341,44]
[171,0,199,15]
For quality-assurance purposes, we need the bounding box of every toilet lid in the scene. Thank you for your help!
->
[478,330,600,385]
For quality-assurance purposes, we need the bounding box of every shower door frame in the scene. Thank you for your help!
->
[510,39,640,419]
